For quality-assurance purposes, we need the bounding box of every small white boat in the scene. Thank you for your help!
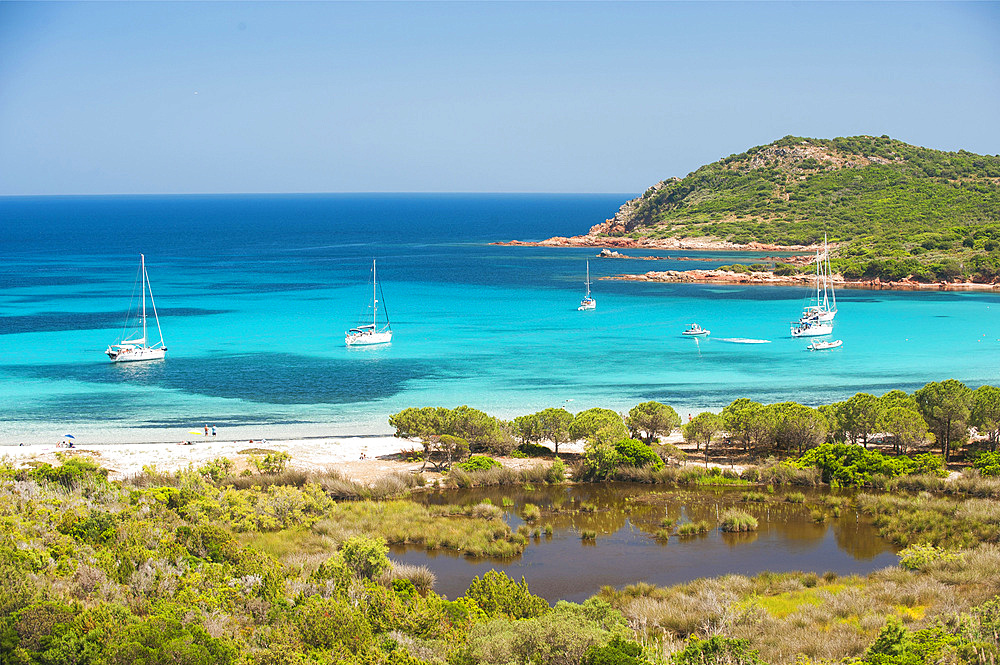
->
[808,339,843,351]
[346,259,392,346]
[578,261,596,310]
[683,323,710,337]
[791,320,833,337]
[107,254,167,363]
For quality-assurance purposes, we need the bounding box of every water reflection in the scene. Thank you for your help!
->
[394,483,898,603]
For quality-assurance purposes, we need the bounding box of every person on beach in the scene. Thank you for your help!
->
[204,424,209,436]
[212,425,216,437]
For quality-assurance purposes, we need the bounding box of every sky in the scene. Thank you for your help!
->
[1,1,998,196]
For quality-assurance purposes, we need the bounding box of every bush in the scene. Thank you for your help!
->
[581,636,649,665]
[614,439,664,470]
[897,544,962,571]
[972,451,1000,476]
[672,636,766,665]
[339,535,390,580]
[464,570,550,619]
[795,443,944,486]
[454,455,501,472]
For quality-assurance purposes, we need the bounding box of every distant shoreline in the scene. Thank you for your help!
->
[604,269,1000,292]
[491,236,819,252]
[492,237,999,292]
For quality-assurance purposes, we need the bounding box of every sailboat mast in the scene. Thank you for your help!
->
[826,234,836,311]
[373,259,378,328]
[141,254,147,344]
[585,261,591,297]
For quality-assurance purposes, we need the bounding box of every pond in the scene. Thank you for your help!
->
[390,483,898,603]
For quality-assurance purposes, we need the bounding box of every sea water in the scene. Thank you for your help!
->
[2,193,999,444]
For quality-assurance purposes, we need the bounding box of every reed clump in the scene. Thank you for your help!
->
[677,520,712,537]
[741,491,768,503]
[519,503,541,522]
[857,492,1000,548]
[719,509,758,532]
[382,562,437,593]
[581,529,597,541]
[784,492,806,504]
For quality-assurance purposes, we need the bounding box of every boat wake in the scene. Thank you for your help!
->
[718,338,772,344]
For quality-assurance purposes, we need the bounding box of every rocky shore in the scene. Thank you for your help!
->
[492,234,819,252]
[607,268,1000,291]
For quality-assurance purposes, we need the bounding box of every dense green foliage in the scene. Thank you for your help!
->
[794,442,945,486]
[453,455,502,472]
[626,402,681,443]
[606,135,1000,282]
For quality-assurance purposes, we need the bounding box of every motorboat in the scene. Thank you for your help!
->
[683,323,710,337]
[808,339,843,351]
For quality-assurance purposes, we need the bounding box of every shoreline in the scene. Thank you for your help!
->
[605,268,1000,292]
[491,236,819,252]
[493,235,999,292]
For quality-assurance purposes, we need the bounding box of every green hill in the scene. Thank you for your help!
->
[604,135,1000,282]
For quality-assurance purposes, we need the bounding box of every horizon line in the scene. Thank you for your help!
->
[0,190,639,199]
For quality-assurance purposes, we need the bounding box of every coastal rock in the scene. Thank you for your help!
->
[603,268,1000,292]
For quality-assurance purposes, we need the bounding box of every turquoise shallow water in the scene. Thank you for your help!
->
[2,193,999,443]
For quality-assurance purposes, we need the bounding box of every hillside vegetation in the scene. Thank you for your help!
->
[605,135,1000,282]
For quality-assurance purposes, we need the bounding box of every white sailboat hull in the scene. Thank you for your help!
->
[578,299,596,311]
[791,322,833,337]
[107,346,167,362]
[345,330,392,346]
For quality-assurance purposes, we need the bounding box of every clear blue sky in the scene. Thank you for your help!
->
[1,1,998,195]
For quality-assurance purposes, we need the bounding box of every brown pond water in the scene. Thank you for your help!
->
[390,483,898,603]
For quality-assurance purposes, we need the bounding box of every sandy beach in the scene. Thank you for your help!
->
[1,433,593,483]
[1,434,417,482]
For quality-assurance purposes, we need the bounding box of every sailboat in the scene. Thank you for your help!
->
[345,259,392,346]
[798,235,837,324]
[578,261,596,310]
[106,254,167,362]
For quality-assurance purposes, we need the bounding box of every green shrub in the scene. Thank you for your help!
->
[897,543,962,570]
[581,636,650,665]
[464,570,550,619]
[672,636,766,665]
[614,439,664,470]
[454,455,502,472]
[339,535,390,580]
[972,451,1000,476]
[795,442,945,486]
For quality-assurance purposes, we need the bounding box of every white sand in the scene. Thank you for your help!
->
[1,435,411,480]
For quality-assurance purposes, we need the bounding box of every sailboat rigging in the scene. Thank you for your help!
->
[345,259,393,346]
[578,261,596,310]
[106,254,167,362]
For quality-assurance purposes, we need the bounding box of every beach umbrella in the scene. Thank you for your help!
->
[64,434,75,439]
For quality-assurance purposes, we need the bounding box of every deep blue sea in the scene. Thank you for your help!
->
[2,193,999,444]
